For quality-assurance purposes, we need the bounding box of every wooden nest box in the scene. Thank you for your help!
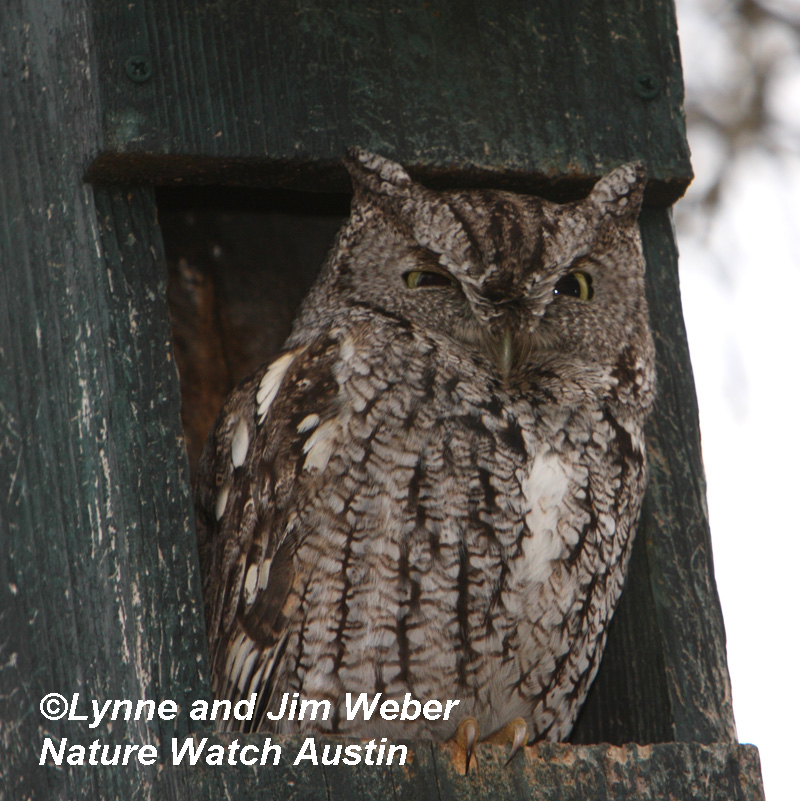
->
[1,2,764,799]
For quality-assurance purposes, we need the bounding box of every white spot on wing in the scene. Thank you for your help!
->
[231,418,250,467]
[258,558,272,590]
[302,419,339,472]
[243,564,259,606]
[297,413,320,433]
[215,482,231,521]
[257,349,303,423]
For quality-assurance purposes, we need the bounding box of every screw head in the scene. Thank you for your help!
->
[125,56,153,84]
[634,72,661,100]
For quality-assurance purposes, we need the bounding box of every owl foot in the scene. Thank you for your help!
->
[455,716,479,773]
[501,717,528,766]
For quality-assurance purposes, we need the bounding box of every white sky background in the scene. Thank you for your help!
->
[674,2,800,799]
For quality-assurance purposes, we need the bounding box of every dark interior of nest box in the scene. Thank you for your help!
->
[158,187,350,477]
[157,185,674,748]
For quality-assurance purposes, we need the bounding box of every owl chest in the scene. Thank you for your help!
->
[296,376,606,619]
[282,363,637,726]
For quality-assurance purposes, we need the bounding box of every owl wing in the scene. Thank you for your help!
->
[194,337,341,730]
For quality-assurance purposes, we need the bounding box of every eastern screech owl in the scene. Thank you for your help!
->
[194,150,655,758]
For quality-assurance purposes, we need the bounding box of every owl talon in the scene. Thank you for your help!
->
[456,717,479,773]
[503,717,528,766]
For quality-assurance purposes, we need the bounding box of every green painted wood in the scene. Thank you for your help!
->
[0,6,207,798]
[0,0,762,798]
[85,0,692,204]
[639,209,737,741]
[152,737,764,800]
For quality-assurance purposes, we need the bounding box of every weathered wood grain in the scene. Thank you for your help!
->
[86,0,692,204]
[0,6,207,798]
[0,0,760,798]
[639,209,737,742]
[154,736,764,801]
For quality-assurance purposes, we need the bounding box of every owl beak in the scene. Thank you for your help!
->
[494,328,515,379]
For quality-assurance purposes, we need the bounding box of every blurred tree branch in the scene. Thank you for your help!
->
[678,0,800,218]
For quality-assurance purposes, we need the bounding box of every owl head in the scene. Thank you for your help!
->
[291,150,655,411]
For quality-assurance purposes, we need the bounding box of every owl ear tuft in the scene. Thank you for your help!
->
[588,162,646,220]
[344,149,414,199]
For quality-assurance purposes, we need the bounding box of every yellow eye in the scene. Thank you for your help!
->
[553,271,594,301]
[404,270,456,289]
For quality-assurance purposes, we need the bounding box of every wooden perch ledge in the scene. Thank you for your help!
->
[157,735,763,800]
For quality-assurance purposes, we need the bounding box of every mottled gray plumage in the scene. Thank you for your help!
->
[195,150,655,745]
